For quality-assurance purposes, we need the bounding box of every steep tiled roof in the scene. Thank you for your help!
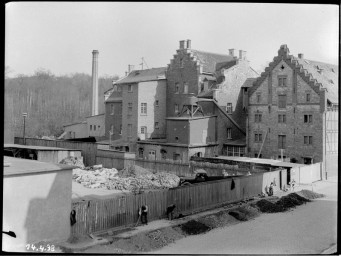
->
[116,67,167,84]
[241,78,257,88]
[294,58,338,104]
[190,50,234,73]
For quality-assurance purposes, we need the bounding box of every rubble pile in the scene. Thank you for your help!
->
[60,156,85,169]
[296,189,325,200]
[180,220,211,235]
[72,164,180,192]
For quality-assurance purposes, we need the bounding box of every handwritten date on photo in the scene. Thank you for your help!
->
[26,244,55,252]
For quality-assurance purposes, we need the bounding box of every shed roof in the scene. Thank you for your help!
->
[4,143,81,151]
[115,67,167,84]
[4,156,74,177]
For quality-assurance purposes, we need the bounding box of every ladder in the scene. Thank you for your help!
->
[257,130,268,158]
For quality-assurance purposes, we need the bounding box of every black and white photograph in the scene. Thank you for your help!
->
[3,2,338,254]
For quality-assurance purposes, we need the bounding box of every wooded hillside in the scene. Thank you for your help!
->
[5,69,118,138]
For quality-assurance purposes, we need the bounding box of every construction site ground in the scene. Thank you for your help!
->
[57,176,338,254]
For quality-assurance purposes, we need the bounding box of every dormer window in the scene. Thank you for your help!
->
[226,103,233,113]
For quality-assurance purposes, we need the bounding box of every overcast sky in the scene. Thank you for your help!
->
[5,2,339,78]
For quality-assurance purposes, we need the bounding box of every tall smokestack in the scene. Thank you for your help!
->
[92,50,99,116]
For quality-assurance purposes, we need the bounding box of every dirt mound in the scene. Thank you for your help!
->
[233,205,260,220]
[95,227,185,253]
[255,193,311,213]
[296,189,325,200]
[254,199,283,213]
[228,210,247,221]
[198,211,239,228]
[180,220,212,235]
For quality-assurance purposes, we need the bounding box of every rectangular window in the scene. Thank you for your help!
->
[306,93,311,102]
[90,125,92,131]
[138,148,144,158]
[278,135,286,149]
[141,126,147,134]
[128,103,132,115]
[174,104,179,114]
[304,136,313,145]
[278,114,286,123]
[111,104,115,115]
[255,113,262,123]
[155,122,159,129]
[183,83,188,94]
[128,124,132,137]
[255,133,262,143]
[200,82,205,92]
[173,153,181,161]
[119,125,122,135]
[227,128,232,139]
[256,93,261,103]
[175,83,179,93]
[226,103,233,113]
[304,114,313,123]
[128,84,133,92]
[227,147,233,156]
[141,103,147,115]
[94,125,96,131]
[278,95,287,108]
[278,76,287,87]
[155,100,159,107]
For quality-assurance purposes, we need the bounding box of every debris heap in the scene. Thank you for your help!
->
[72,164,180,192]
[60,156,85,169]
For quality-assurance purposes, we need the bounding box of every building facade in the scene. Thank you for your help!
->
[105,67,167,152]
[247,45,338,170]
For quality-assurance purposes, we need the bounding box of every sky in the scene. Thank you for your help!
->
[5,2,339,78]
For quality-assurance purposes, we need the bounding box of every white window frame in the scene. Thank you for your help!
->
[141,103,147,115]
[128,84,133,92]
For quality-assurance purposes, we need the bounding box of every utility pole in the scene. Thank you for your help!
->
[22,112,27,145]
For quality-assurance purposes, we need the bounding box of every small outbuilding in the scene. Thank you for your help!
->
[3,157,74,252]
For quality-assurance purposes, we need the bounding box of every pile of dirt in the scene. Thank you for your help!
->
[66,234,92,244]
[60,156,85,169]
[198,210,240,228]
[255,193,311,213]
[296,189,325,200]
[254,199,283,213]
[95,227,185,253]
[228,205,260,221]
[275,193,310,210]
[179,220,212,235]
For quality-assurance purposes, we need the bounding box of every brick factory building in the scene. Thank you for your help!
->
[246,44,338,176]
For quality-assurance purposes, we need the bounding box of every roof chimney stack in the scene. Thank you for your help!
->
[179,40,186,49]
[91,50,99,116]
[239,50,247,60]
[128,64,135,73]
[298,53,304,59]
[229,48,236,57]
[186,39,191,49]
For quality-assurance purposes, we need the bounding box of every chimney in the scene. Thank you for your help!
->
[186,39,191,49]
[239,50,247,60]
[91,50,99,116]
[298,53,304,59]
[179,40,186,49]
[229,49,236,57]
[128,64,135,73]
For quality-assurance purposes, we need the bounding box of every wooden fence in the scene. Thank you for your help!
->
[71,170,276,235]
[14,137,98,166]
[291,162,322,184]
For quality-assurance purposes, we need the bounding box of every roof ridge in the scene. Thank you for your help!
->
[190,49,230,57]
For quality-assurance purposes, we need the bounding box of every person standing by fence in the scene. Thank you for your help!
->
[166,204,176,220]
[139,205,148,225]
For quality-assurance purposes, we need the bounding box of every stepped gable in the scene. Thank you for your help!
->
[249,44,338,104]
